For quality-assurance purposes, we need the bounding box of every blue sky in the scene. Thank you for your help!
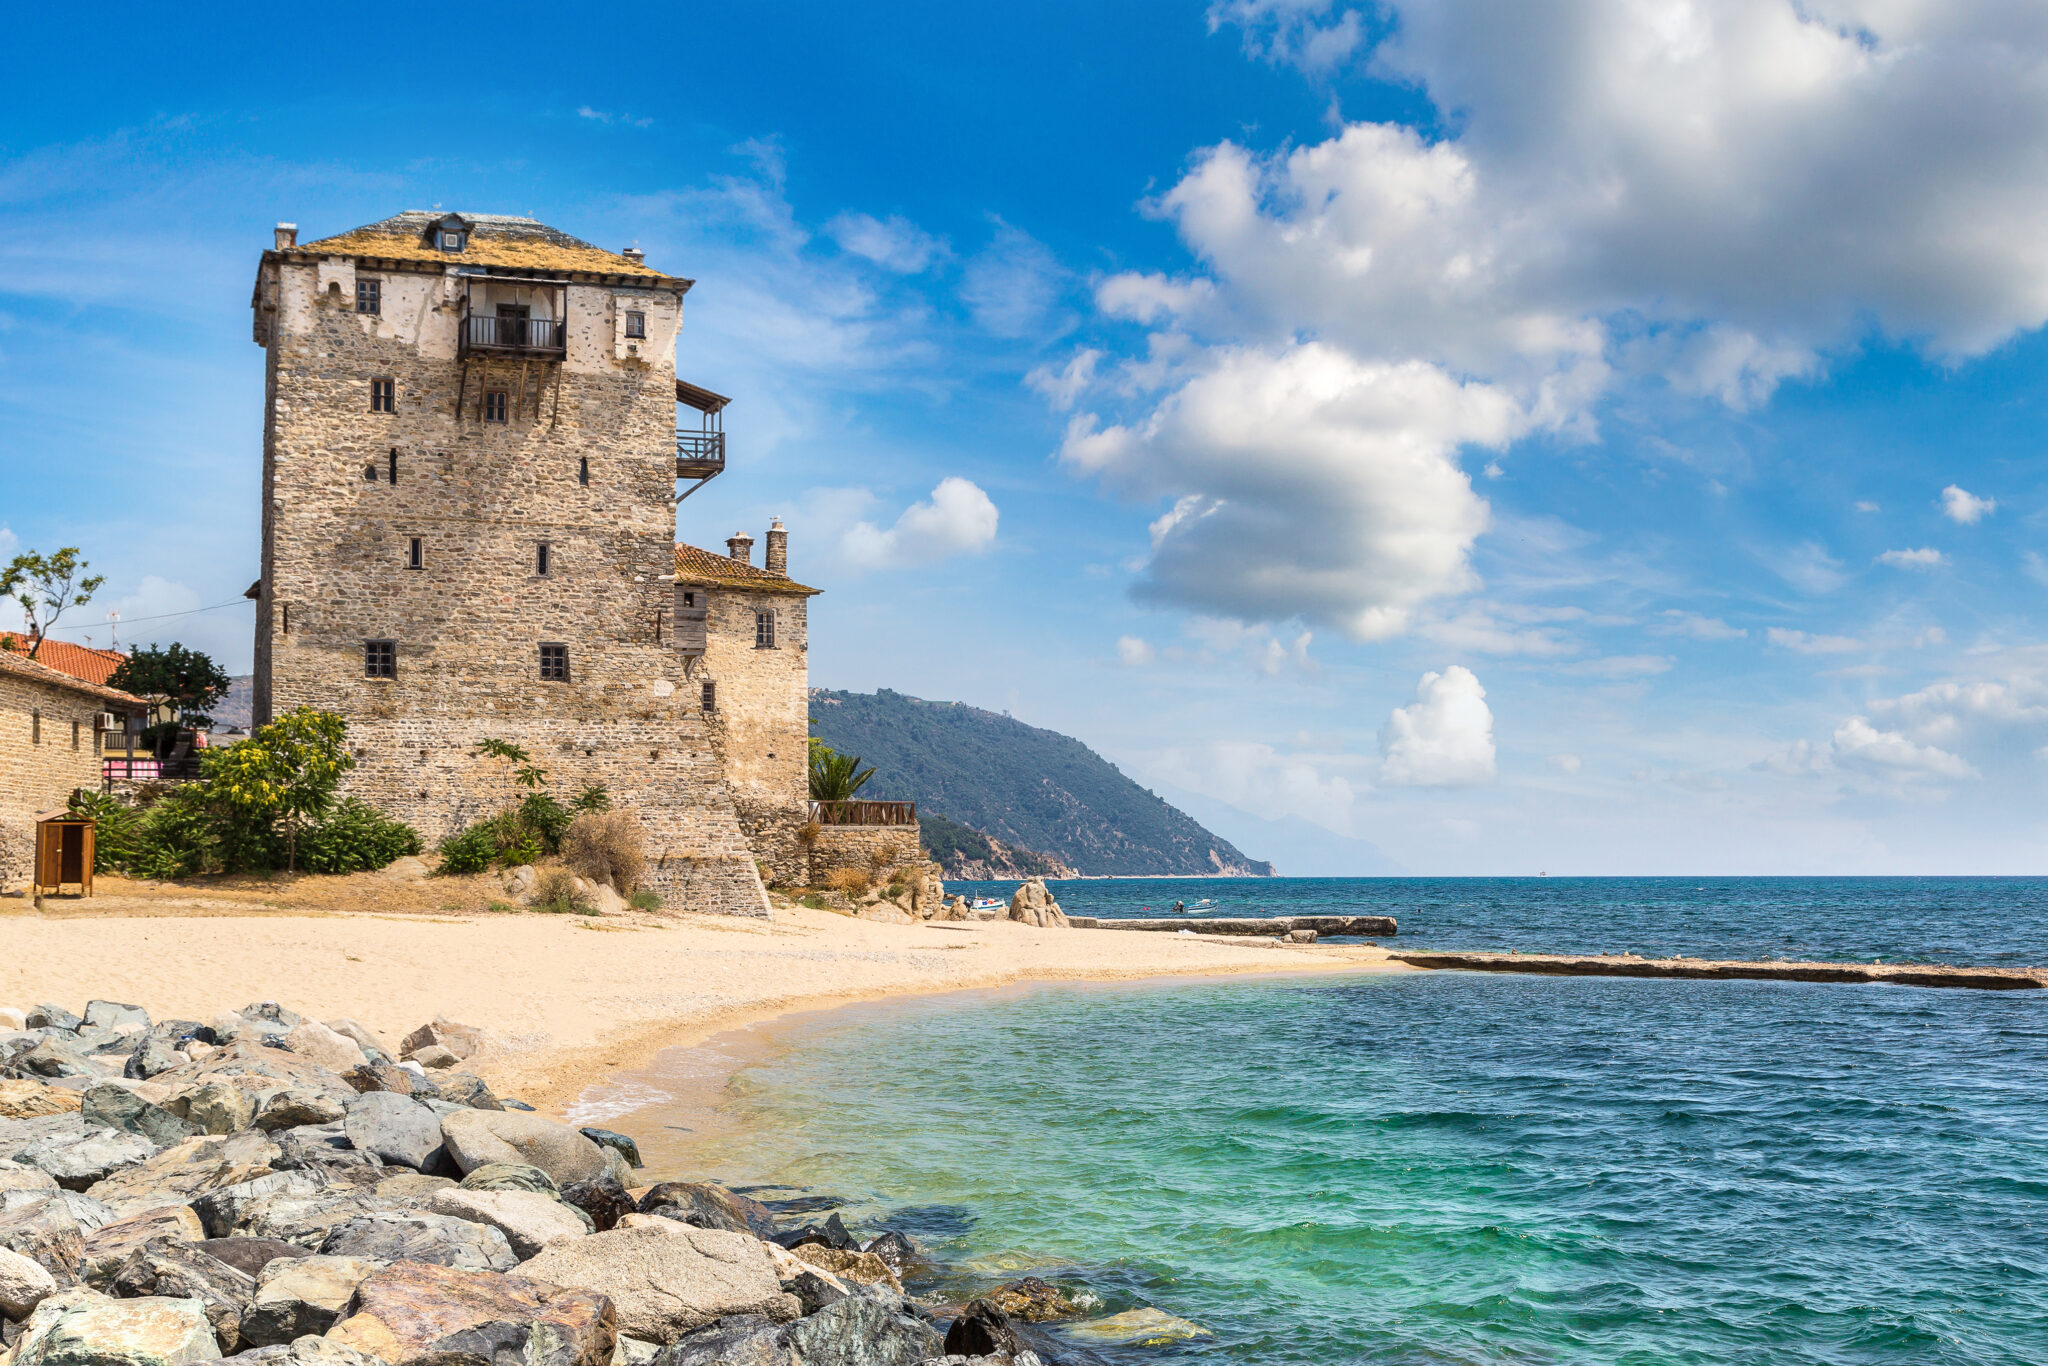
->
[7,0,2048,874]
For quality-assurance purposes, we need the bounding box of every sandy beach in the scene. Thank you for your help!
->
[2,889,1407,1114]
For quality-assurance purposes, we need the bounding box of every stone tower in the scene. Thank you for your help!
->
[249,211,770,914]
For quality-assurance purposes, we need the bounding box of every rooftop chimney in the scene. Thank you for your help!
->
[275,223,298,250]
[765,519,788,575]
[726,531,754,565]
[622,246,645,264]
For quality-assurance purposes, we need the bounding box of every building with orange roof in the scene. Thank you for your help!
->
[0,648,146,888]
[0,635,127,688]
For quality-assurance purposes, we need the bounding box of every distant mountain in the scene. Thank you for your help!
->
[919,811,1077,880]
[809,688,1275,877]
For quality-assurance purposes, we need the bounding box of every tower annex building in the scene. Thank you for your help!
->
[250,211,813,914]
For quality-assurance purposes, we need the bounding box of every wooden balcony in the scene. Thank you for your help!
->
[460,314,566,359]
[809,799,918,827]
[676,430,727,479]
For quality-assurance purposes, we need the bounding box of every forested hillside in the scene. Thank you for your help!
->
[810,689,1274,877]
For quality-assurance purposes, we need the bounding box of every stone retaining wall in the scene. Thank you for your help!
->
[806,822,922,886]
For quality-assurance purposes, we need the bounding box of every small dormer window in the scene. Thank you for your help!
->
[439,230,466,252]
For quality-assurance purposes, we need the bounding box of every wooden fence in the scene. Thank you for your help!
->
[808,799,918,827]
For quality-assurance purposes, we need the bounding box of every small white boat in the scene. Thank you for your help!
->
[970,898,1005,911]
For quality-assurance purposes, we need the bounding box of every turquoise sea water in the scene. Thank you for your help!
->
[631,879,2048,1364]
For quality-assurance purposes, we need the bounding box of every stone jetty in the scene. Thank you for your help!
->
[0,997,1098,1366]
[1072,915,1397,938]
[1389,950,2047,991]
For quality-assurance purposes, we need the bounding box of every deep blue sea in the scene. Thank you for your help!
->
[616,879,2048,1364]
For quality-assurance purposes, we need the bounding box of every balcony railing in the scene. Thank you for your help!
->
[677,430,727,477]
[460,315,567,358]
[809,799,918,827]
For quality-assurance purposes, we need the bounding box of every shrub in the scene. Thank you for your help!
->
[436,821,500,876]
[798,893,829,910]
[628,889,662,912]
[795,819,822,846]
[826,866,873,895]
[124,784,224,880]
[296,799,423,874]
[532,865,595,915]
[432,744,612,876]
[68,790,141,874]
[562,810,647,892]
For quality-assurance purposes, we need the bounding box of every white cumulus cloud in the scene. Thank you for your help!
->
[1830,717,1977,781]
[840,477,999,570]
[1115,635,1156,666]
[1061,343,1513,638]
[1379,665,1498,787]
[1939,485,1996,525]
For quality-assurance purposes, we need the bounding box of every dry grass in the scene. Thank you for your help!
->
[531,866,595,915]
[825,866,873,895]
[562,811,647,892]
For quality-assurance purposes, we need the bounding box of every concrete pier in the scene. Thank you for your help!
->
[1072,915,1397,938]
[1389,950,2047,991]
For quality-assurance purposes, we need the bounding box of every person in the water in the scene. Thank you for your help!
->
[1172,900,1186,914]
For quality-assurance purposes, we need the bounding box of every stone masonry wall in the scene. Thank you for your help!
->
[0,673,110,886]
[698,585,811,886]
[256,254,766,915]
[807,822,923,886]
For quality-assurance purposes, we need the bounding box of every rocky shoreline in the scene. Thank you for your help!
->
[0,997,1185,1366]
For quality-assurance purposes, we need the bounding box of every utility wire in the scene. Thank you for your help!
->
[35,596,256,634]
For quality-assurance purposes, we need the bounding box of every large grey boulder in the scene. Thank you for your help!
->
[0,1115,86,1166]
[0,1242,59,1318]
[0,1195,86,1282]
[159,1084,254,1137]
[321,1020,392,1062]
[342,1092,443,1171]
[108,1240,258,1353]
[652,1316,784,1365]
[14,1128,157,1191]
[427,1187,588,1259]
[440,1109,610,1185]
[324,1259,614,1366]
[316,1210,516,1271]
[10,1286,219,1366]
[227,1337,387,1366]
[237,1254,382,1347]
[83,1003,151,1033]
[518,1220,794,1344]
[80,1086,200,1149]
[9,1039,96,1081]
[76,1206,205,1287]
[252,1090,344,1132]
[230,1190,404,1250]
[26,1007,81,1033]
[636,1183,777,1240]
[188,1171,326,1239]
[122,1038,185,1082]
[270,1122,383,1178]
[279,1024,365,1075]
[458,1162,558,1196]
[84,1132,279,1218]
[782,1292,945,1366]
[188,1237,306,1281]
[398,1018,494,1064]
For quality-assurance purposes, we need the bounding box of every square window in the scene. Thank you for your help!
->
[371,378,395,413]
[536,542,551,576]
[440,230,465,251]
[364,639,396,679]
[539,643,570,682]
[356,279,381,314]
[625,310,646,339]
[484,390,508,423]
[754,609,776,649]
[701,680,717,711]
[408,537,423,570]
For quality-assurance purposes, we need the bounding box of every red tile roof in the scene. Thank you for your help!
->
[0,635,127,687]
[674,544,821,595]
[0,647,147,709]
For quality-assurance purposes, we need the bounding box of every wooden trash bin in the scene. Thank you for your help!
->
[33,811,94,898]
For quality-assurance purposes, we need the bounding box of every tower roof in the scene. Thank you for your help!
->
[287,212,686,287]
[675,543,821,596]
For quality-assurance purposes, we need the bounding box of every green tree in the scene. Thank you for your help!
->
[0,547,105,659]
[106,642,232,728]
[208,707,354,873]
[808,743,876,801]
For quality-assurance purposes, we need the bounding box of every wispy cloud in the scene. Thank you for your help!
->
[576,106,654,128]
[1878,547,1946,569]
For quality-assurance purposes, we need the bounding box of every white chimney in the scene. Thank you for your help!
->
[623,246,644,264]
[275,223,298,250]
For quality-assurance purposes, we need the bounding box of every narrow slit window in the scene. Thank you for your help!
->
[31,711,40,744]
[701,680,717,711]
[484,390,508,423]
[578,457,589,486]
[72,720,80,750]
[356,279,381,315]
[407,537,423,570]
[388,449,399,485]
[625,310,646,339]
[282,604,290,634]
[539,643,570,682]
[536,543,551,576]
[754,609,776,649]
[364,639,396,679]
[371,378,395,413]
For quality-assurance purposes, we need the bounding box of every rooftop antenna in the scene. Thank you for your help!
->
[106,609,120,650]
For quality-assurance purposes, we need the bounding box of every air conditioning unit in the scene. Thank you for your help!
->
[97,713,121,732]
